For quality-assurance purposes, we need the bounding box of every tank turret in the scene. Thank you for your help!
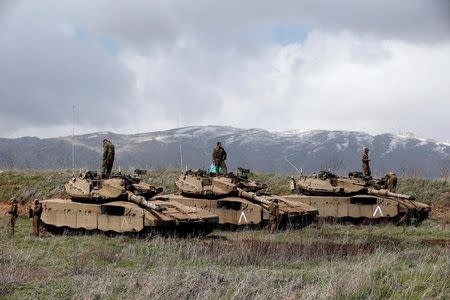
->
[161,169,318,229]
[284,170,430,225]
[39,170,219,236]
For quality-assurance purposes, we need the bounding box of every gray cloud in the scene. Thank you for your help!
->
[64,0,450,47]
[0,1,134,134]
[0,0,449,140]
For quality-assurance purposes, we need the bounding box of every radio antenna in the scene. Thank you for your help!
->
[284,157,302,174]
[177,112,184,171]
[72,104,75,175]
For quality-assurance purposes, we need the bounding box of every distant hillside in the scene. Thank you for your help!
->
[0,126,449,177]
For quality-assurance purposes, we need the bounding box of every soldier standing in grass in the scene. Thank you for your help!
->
[385,172,398,192]
[31,199,43,237]
[212,142,227,175]
[362,148,371,177]
[7,198,18,237]
[268,199,280,233]
[102,139,115,178]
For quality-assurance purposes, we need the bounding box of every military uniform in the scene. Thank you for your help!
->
[102,140,115,178]
[362,149,371,177]
[212,145,227,175]
[268,201,279,233]
[385,172,398,192]
[32,200,43,236]
[7,200,18,236]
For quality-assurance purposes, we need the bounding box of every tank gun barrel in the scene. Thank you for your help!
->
[237,188,272,206]
[127,193,164,212]
[367,188,415,200]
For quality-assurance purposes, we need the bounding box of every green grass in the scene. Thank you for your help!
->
[0,218,448,299]
[0,171,71,202]
[397,178,450,204]
[2,170,447,205]
[0,170,450,204]
[0,171,449,298]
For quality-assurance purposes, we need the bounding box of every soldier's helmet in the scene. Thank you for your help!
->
[364,147,369,152]
[273,199,279,203]
[34,199,39,204]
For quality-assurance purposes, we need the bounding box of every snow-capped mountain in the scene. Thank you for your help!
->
[0,126,448,177]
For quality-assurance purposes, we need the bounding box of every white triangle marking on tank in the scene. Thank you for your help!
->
[238,211,248,224]
[121,216,130,229]
[373,205,383,217]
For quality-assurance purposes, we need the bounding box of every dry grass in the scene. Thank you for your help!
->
[0,219,449,299]
[0,171,449,299]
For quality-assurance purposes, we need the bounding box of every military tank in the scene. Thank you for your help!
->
[157,169,318,229]
[283,170,430,225]
[40,171,219,236]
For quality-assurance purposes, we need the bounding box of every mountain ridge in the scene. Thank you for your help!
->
[0,126,448,178]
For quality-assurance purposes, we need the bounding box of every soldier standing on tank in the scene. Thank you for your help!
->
[268,199,280,233]
[362,148,371,177]
[101,139,115,178]
[7,198,18,237]
[385,172,398,192]
[212,142,227,175]
[31,199,43,237]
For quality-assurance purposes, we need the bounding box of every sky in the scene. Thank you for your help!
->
[0,0,449,140]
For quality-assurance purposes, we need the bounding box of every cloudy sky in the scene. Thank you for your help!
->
[1,0,449,140]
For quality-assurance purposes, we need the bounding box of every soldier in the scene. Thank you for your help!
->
[268,199,280,233]
[31,199,43,237]
[212,142,227,175]
[361,148,371,177]
[101,139,115,178]
[385,172,398,192]
[7,198,18,237]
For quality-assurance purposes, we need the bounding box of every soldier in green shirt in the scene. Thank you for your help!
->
[362,148,371,177]
[212,142,227,175]
[7,198,18,237]
[31,199,43,237]
[268,199,279,234]
[102,139,115,178]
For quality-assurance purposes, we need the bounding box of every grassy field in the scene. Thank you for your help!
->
[1,169,449,204]
[0,170,449,299]
[0,219,448,299]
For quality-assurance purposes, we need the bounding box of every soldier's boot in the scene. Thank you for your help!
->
[9,218,16,237]
[221,161,228,175]
[32,217,39,236]
[363,165,371,177]
[270,221,277,234]
[106,161,114,177]
[214,159,221,175]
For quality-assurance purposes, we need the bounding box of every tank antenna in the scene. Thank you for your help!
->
[72,104,75,175]
[284,157,302,174]
[177,113,183,172]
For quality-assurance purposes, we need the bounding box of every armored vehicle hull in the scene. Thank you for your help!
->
[40,199,218,236]
[41,171,219,236]
[282,194,429,225]
[287,171,430,225]
[159,194,317,229]
[167,170,318,229]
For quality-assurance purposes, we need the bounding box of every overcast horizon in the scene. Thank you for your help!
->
[1,1,449,140]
